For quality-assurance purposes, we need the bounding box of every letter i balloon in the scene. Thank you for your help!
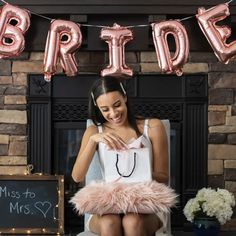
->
[100,23,133,78]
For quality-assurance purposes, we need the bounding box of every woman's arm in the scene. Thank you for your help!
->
[72,121,127,182]
[148,119,169,184]
[71,125,99,183]
[72,124,127,183]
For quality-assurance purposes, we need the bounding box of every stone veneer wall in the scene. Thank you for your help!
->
[0,51,236,229]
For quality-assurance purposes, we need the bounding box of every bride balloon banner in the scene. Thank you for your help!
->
[0,1,235,80]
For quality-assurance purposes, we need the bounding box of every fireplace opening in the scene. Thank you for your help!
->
[28,74,208,233]
[53,122,85,231]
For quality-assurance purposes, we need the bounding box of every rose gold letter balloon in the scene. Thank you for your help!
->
[100,23,133,77]
[196,3,236,64]
[0,4,30,58]
[44,19,82,81]
[152,20,189,76]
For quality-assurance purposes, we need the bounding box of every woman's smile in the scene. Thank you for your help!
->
[96,91,128,126]
[111,114,122,124]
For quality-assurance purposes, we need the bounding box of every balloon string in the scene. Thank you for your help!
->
[81,24,149,28]
[175,0,235,22]
[81,24,108,28]
[0,0,234,25]
[179,15,196,22]
[0,0,53,21]
[127,25,149,28]
[178,15,196,21]
[30,11,53,21]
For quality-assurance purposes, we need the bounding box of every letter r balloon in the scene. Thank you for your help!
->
[44,19,82,81]
[152,20,189,76]
[0,4,30,58]
[100,23,133,78]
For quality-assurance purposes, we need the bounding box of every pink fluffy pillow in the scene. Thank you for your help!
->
[70,180,177,215]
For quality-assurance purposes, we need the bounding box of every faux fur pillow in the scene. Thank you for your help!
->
[70,180,177,215]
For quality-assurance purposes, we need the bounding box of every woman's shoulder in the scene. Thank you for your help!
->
[136,117,162,125]
[147,118,167,139]
[84,124,99,136]
[136,118,163,134]
[147,118,163,128]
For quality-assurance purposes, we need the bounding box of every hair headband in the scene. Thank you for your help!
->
[91,92,96,106]
[120,82,126,95]
[90,82,126,107]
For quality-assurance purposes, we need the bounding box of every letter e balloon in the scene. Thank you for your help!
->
[196,3,236,64]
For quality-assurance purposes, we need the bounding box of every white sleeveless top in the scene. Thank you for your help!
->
[97,119,153,180]
[85,119,168,234]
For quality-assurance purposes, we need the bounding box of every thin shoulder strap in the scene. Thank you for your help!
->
[98,125,103,133]
[143,119,149,136]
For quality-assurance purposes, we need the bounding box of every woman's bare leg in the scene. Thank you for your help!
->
[89,214,123,236]
[122,213,162,236]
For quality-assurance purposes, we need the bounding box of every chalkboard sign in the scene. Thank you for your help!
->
[0,175,64,234]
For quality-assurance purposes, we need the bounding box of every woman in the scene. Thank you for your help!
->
[72,76,169,236]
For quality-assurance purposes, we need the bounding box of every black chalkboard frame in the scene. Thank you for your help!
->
[0,174,64,234]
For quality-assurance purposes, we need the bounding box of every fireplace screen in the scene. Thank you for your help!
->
[54,123,83,179]
[53,123,85,232]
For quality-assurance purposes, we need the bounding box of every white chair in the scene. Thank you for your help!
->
[77,119,171,236]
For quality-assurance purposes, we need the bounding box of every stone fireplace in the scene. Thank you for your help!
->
[1,50,236,232]
[27,72,208,232]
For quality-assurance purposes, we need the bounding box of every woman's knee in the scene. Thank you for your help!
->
[100,214,122,232]
[122,213,144,232]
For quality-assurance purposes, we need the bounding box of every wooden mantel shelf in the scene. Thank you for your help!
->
[1,0,236,14]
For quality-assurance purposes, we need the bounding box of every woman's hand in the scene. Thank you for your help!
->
[90,132,128,150]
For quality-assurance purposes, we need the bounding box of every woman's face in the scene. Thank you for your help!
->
[96,91,128,126]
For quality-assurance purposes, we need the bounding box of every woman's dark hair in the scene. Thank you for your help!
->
[88,77,141,135]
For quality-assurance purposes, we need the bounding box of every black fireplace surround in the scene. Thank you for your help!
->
[28,74,208,233]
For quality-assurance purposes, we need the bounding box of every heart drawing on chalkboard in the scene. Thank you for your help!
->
[34,201,52,218]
